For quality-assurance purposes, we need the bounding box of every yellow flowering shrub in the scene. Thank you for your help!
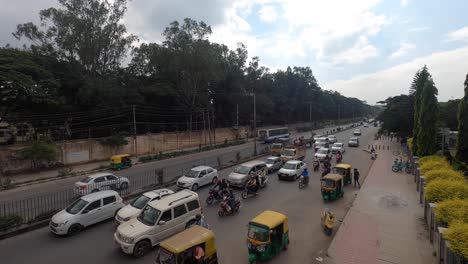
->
[424,169,465,184]
[434,199,468,226]
[425,179,468,203]
[444,222,468,259]
[420,160,451,175]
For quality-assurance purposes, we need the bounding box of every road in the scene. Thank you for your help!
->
[0,125,378,264]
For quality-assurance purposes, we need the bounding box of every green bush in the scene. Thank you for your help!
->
[19,140,57,168]
[425,179,468,203]
[407,137,414,153]
[0,215,23,231]
[138,155,153,163]
[420,155,446,165]
[420,160,451,175]
[443,222,468,259]
[434,199,468,226]
[424,169,465,184]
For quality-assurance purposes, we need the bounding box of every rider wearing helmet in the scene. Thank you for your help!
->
[301,168,309,184]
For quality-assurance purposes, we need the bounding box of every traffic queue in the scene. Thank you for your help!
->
[48,125,366,264]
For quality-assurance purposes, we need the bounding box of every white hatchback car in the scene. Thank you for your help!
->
[277,160,307,181]
[115,189,174,224]
[74,173,130,196]
[331,143,346,154]
[176,166,218,191]
[315,148,332,161]
[50,190,124,236]
[327,135,337,143]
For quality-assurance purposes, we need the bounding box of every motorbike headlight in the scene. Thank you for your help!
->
[257,244,266,252]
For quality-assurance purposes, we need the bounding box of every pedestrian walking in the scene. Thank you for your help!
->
[353,168,361,188]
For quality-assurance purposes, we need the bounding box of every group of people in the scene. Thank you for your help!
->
[213,179,237,212]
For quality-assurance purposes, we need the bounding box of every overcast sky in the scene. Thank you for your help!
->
[1,0,468,104]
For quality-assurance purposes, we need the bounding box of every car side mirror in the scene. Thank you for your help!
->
[158,220,166,225]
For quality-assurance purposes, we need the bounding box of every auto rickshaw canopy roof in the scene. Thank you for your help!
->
[334,163,351,169]
[111,154,130,162]
[250,210,288,230]
[159,225,215,254]
[321,173,343,182]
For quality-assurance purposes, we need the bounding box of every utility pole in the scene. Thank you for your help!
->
[236,104,239,129]
[253,93,257,155]
[309,102,312,128]
[132,105,137,156]
[212,108,216,145]
[202,110,206,145]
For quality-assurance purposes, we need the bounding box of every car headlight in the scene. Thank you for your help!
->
[257,244,266,252]
[119,233,134,244]
[57,221,68,227]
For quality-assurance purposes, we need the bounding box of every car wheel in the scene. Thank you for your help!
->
[67,224,83,236]
[191,183,199,191]
[211,177,218,185]
[294,174,298,181]
[120,182,128,190]
[133,240,151,258]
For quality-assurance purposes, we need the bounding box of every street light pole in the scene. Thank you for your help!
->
[253,93,257,155]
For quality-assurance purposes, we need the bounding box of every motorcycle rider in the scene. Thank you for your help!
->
[336,151,342,162]
[313,157,320,171]
[246,175,258,195]
[214,179,229,198]
[226,188,236,212]
[301,168,309,185]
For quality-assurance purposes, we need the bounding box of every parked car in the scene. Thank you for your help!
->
[331,142,345,154]
[115,189,174,224]
[176,166,218,191]
[327,135,337,143]
[353,129,362,136]
[277,160,307,181]
[348,137,360,147]
[50,190,124,236]
[265,156,283,173]
[114,190,201,257]
[74,173,130,196]
[228,160,268,188]
[315,148,332,161]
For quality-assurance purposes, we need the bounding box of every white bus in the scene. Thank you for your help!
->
[257,127,290,143]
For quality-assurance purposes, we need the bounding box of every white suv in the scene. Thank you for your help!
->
[176,166,218,191]
[115,188,174,224]
[74,173,130,196]
[50,190,124,236]
[114,190,202,257]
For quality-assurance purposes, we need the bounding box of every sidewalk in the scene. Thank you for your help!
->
[327,139,436,264]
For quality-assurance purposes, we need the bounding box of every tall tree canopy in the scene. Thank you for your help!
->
[411,66,431,155]
[416,78,439,156]
[456,74,468,163]
[376,95,413,136]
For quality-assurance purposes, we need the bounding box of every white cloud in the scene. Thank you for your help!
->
[323,46,468,104]
[329,36,379,64]
[258,5,278,23]
[445,26,468,43]
[390,42,415,59]
[408,26,430,32]
[400,0,409,7]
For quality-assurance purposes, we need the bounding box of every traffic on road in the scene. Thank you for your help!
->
[0,123,377,264]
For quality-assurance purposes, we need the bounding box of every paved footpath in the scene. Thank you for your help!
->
[327,139,436,264]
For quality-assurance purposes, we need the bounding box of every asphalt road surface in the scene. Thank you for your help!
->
[0,125,378,264]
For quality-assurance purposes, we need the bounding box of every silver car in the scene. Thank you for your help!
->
[265,156,283,173]
[228,160,268,188]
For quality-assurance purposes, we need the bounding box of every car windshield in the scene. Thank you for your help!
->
[248,224,269,242]
[281,149,295,157]
[332,167,346,175]
[321,180,336,188]
[283,163,297,170]
[265,159,276,164]
[317,149,328,154]
[333,143,342,148]
[137,205,161,226]
[350,140,357,143]
[185,169,200,178]
[65,199,89,214]
[80,177,92,183]
[158,248,176,264]
[234,165,251,174]
[131,195,151,209]
[272,143,282,149]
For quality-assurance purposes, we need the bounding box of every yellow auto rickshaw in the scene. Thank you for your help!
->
[320,174,344,201]
[247,210,289,264]
[156,225,218,264]
[110,154,132,170]
[332,163,352,185]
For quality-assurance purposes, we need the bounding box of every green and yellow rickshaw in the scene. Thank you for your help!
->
[110,154,132,170]
[320,174,344,201]
[332,163,352,185]
[247,210,289,264]
[156,225,218,264]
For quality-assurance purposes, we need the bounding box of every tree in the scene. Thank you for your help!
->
[416,78,439,156]
[19,139,57,168]
[411,66,431,155]
[13,0,137,76]
[376,95,413,136]
[98,132,129,154]
[439,99,461,130]
[456,74,468,163]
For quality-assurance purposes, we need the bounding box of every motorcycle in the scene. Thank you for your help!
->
[336,154,343,163]
[218,196,241,217]
[321,209,335,236]
[298,175,309,189]
[206,187,227,205]
[242,184,258,199]
[392,159,411,173]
